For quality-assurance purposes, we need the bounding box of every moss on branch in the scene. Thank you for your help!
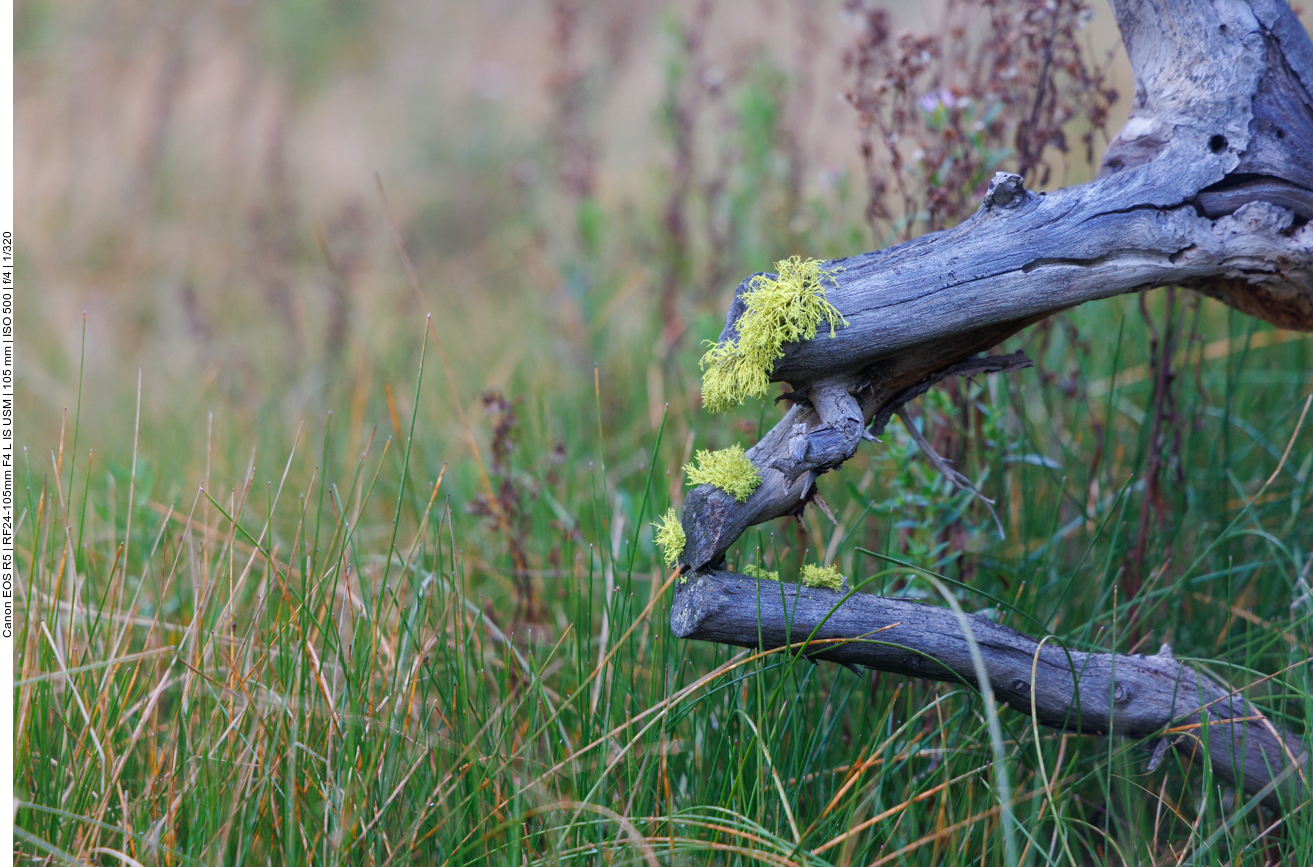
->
[700,256,848,413]
[684,445,762,502]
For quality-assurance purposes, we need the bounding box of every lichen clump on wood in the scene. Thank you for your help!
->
[652,509,686,568]
[700,256,848,413]
[801,563,845,590]
[744,564,780,582]
[684,445,762,503]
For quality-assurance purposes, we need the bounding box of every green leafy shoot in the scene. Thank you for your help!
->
[684,445,762,502]
[700,256,848,413]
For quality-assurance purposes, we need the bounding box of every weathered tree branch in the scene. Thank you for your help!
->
[680,0,1312,572]
[671,0,1312,812]
[672,570,1309,810]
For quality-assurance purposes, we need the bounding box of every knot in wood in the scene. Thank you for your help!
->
[984,172,1026,210]
[1113,682,1133,705]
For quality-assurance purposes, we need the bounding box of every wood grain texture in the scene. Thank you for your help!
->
[672,570,1309,810]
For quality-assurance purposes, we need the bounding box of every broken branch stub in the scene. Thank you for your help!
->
[672,0,1312,814]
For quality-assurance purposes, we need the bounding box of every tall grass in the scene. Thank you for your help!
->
[16,297,1313,864]
[16,1,1313,863]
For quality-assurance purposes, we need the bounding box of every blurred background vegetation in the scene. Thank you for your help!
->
[15,0,1313,863]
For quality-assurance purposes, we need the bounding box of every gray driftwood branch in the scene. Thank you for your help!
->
[671,0,1313,811]
[679,0,1312,572]
[672,571,1309,810]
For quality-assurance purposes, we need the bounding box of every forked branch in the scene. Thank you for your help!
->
[671,0,1313,812]
[679,0,1312,573]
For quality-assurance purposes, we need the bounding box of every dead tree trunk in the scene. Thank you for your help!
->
[672,0,1313,811]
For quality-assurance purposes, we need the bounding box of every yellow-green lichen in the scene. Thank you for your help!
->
[701,256,848,414]
[684,445,762,503]
[744,564,780,582]
[801,563,846,591]
[652,508,686,568]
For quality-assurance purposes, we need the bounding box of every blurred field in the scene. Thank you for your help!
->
[14,0,1313,864]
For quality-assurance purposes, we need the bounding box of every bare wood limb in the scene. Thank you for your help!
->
[671,0,1313,815]
[679,0,1313,572]
[671,570,1310,810]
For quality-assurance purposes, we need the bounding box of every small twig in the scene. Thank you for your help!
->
[869,351,1033,438]
[896,407,1005,539]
